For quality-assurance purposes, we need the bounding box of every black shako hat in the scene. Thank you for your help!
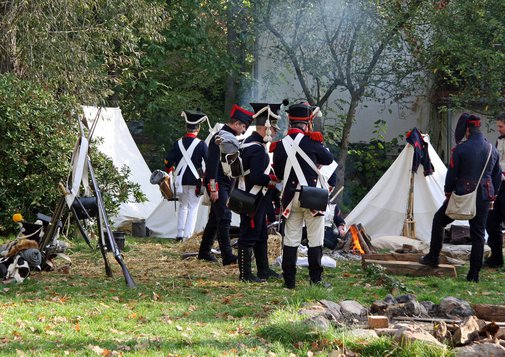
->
[249,101,287,128]
[182,109,208,130]
[230,104,254,127]
[455,112,481,144]
[286,101,321,122]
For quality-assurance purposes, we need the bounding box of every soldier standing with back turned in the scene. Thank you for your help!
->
[272,102,335,289]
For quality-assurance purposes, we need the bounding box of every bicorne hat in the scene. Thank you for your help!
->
[250,101,288,129]
[182,109,209,130]
[454,113,481,144]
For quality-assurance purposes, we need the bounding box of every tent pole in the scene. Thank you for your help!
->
[402,171,416,239]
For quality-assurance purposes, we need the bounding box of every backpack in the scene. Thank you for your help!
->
[215,130,258,178]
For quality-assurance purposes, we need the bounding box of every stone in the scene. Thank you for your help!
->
[452,316,481,346]
[383,294,397,305]
[395,294,417,304]
[339,300,368,321]
[420,301,436,315]
[394,325,446,348]
[320,300,342,321]
[404,301,429,317]
[298,303,327,318]
[347,328,379,339]
[303,315,331,332]
[368,315,389,329]
[370,300,389,314]
[386,301,428,318]
[439,297,474,319]
[375,328,398,337]
[453,342,505,357]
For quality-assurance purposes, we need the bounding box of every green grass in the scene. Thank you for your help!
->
[1,236,503,356]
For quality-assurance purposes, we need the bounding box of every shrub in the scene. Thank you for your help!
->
[0,75,144,234]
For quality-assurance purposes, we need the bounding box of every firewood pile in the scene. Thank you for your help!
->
[297,294,505,355]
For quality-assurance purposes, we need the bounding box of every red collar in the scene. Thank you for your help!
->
[184,133,197,138]
[287,128,305,135]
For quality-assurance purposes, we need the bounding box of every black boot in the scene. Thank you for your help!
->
[484,240,504,268]
[238,247,265,283]
[483,254,504,268]
[254,242,282,280]
[308,246,324,285]
[419,253,439,268]
[217,226,237,266]
[467,240,484,283]
[282,246,298,289]
[198,226,217,262]
[420,218,445,267]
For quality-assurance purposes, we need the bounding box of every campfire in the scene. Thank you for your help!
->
[340,224,377,255]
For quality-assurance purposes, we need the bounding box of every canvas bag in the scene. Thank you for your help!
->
[445,144,492,220]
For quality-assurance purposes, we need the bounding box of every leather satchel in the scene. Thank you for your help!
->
[445,144,492,220]
[299,185,329,211]
[227,188,259,215]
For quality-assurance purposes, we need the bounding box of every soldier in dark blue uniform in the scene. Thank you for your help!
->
[485,113,505,268]
[164,110,209,241]
[272,102,336,289]
[235,102,284,282]
[197,105,253,265]
[420,113,501,282]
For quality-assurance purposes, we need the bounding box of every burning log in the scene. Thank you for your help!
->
[357,224,378,253]
[341,224,377,255]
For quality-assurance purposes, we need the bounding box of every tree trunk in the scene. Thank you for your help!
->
[224,0,245,114]
[336,95,359,190]
[0,2,19,74]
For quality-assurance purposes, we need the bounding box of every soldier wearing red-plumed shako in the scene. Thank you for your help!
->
[197,105,253,265]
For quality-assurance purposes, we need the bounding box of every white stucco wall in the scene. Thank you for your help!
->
[254,44,432,144]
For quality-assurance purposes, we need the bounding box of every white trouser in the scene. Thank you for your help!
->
[177,185,201,239]
[284,192,324,247]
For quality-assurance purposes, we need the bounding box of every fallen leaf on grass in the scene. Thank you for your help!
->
[160,315,173,324]
[151,292,160,301]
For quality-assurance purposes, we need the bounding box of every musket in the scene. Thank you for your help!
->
[87,159,136,288]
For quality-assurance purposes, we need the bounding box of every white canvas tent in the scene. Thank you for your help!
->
[345,136,463,243]
[82,106,162,229]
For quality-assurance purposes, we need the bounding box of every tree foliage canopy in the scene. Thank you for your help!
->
[0,0,165,103]
[415,0,505,111]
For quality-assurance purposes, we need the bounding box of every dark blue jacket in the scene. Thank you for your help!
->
[240,131,271,192]
[205,124,238,187]
[165,134,207,185]
[273,128,335,208]
[446,132,501,201]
